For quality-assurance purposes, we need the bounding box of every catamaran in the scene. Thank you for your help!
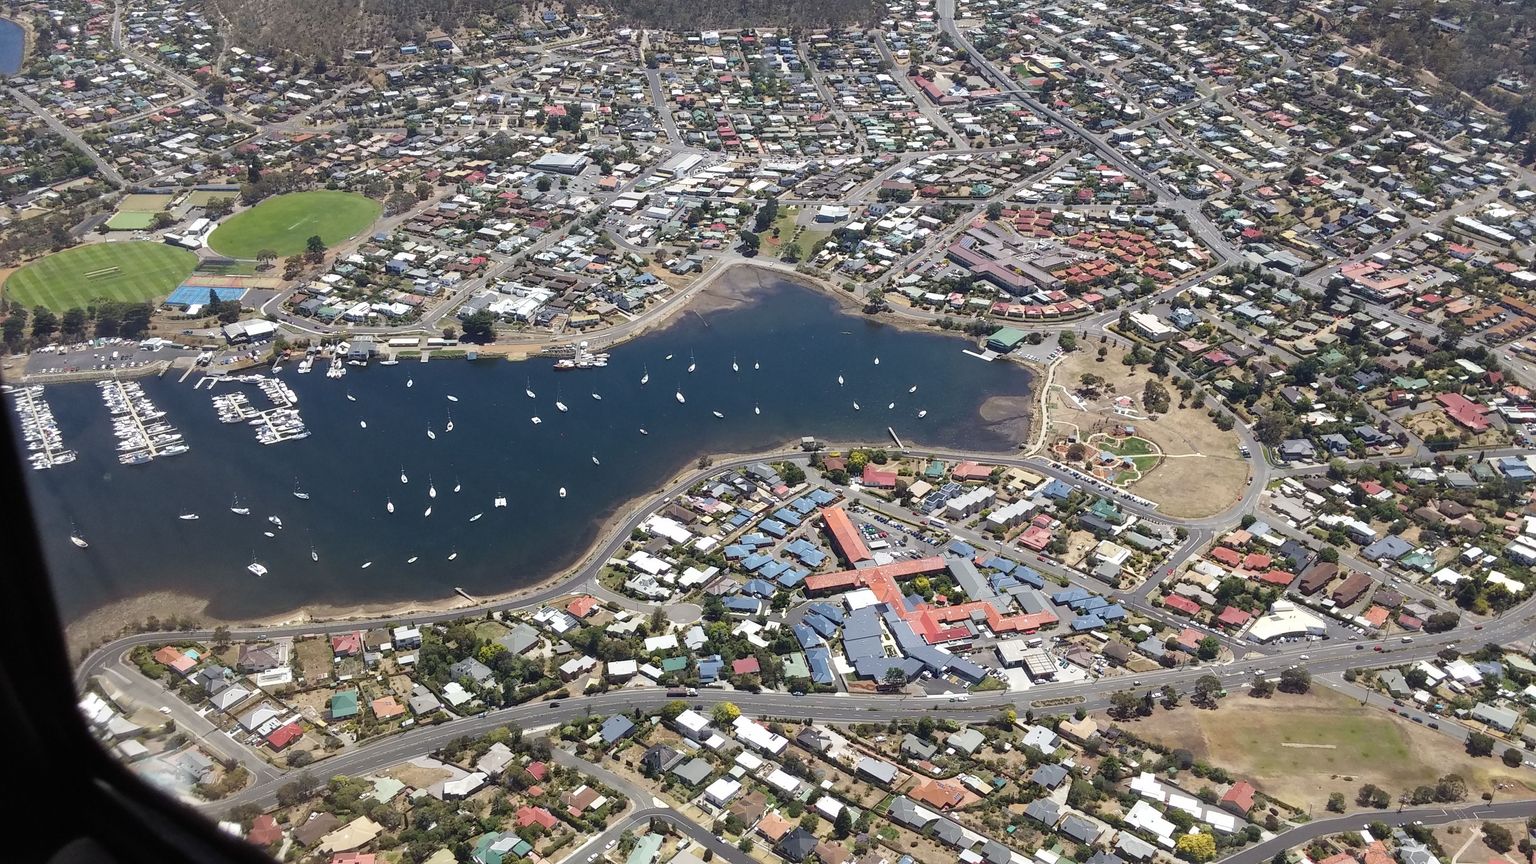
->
[531,415,542,424]
[293,481,310,500]
[247,559,268,577]
[494,496,507,508]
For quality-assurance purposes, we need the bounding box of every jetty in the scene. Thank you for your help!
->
[7,384,77,470]
[100,379,186,464]
[887,427,906,449]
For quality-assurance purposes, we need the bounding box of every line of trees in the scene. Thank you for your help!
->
[1,298,156,352]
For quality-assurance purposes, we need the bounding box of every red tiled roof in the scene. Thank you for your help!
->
[1221,780,1256,813]
[1162,594,1200,615]
[732,657,761,675]
[822,506,872,564]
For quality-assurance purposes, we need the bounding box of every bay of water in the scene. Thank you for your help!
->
[13,276,1034,624]
[0,19,23,76]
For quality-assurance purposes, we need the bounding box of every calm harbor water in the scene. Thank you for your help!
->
[0,19,23,76]
[13,277,1035,624]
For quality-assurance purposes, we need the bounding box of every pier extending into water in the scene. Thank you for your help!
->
[100,379,187,465]
[9,384,77,470]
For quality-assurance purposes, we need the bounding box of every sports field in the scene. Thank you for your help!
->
[3,242,198,311]
[208,190,381,259]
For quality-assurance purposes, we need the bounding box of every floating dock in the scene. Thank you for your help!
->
[7,384,77,470]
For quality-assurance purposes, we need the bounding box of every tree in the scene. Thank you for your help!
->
[61,307,86,339]
[255,248,278,270]
[1249,675,1275,698]
[737,230,761,255]
[1176,832,1217,862]
[712,702,740,725]
[204,197,236,219]
[1278,667,1311,694]
[986,201,1004,220]
[31,306,57,340]
[1193,674,1222,706]
[536,175,553,192]
[883,666,908,688]
[753,197,779,233]
[1058,331,1077,352]
[461,310,496,343]
[1466,732,1496,757]
[834,807,853,839]
[1503,748,1524,767]
[305,234,326,255]
[1197,636,1220,661]
[1482,823,1513,853]
[1110,690,1140,720]
[1326,792,1346,812]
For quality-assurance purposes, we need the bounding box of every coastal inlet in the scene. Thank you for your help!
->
[13,276,1035,625]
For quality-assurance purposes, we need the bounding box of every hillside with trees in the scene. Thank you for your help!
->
[209,0,878,58]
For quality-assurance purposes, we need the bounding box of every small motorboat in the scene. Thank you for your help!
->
[179,512,199,521]
[754,361,760,370]
[447,395,459,402]
[754,405,761,415]
[361,561,372,569]
[268,515,283,528]
[874,357,880,365]
[263,531,275,538]
[837,374,844,386]
[558,487,567,498]
[470,513,483,522]
[888,402,895,409]
[712,410,725,419]
[592,455,601,465]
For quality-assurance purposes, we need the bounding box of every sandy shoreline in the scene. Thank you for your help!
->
[62,261,1044,654]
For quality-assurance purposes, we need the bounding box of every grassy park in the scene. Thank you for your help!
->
[3,242,197,311]
[208,190,380,259]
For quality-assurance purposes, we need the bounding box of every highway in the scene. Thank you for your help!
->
[1222,801,1536,864]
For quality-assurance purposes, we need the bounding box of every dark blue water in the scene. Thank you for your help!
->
[14,277,1035,623]
[0,19,23,76]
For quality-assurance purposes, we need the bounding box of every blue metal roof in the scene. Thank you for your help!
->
[738,533,772,547]
[982,555,1016,574]
[725,544,750,560]
[741,553,773,571]
[806,646,834,684]
[802,613,838,639]
[778,568,807,588]
[744,579,778,598]
[698,656,724,682]
[759,519,789,538]
[773,508,803,526]
[721,595,761,614]
[792,623,824,649]
[808,603,844,625]
[1071,615,1106,631]
[946,539,977,558]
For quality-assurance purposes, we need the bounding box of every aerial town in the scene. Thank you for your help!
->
[9,0,1536,863]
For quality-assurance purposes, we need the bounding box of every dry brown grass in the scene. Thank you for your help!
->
[1049,345,1247,517]
[1124,687,1532,813]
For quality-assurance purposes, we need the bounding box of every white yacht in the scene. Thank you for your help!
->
[453,481,461,493]
[688,352,696,373]
[386,498,394,513]
[70,534,89,548]
[426,425,436,440]
[311,547,318,562]
[837,374,844,386]
[361,561,372,569]
[754,405,761,415]
[493,496,507,508]
[424,506,432,517]
[446,395,459,402]
[641,368,649,385]
[525,382,536,399]
[852,402,860,410]
[407,556,418,563]
[591,393,602,401]
[247,560,268,577]
[558,487,567,498]
[732,356,739,372]
[887,402,895,409]
[917,410,927,418]
[230,496,250,515]
[406,379,413,388]
[591,455,600,465]
[675,390,685,404]
[556,401,569,412]
[293,482,310,500]
[874,357,880,365]
[400,467,408,484]
[470,513,483,522]
[531,415,542,424]
[359,420,367,429]
[639,428,649,435]
[447,551,458,561]
[179,512,199,521]
[346,393,356,402]
[268,515,283,528]
[712,410,725,419]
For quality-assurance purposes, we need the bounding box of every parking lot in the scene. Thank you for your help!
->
[24,338,195,376]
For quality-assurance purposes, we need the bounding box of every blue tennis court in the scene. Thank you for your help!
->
[165,286,247,307]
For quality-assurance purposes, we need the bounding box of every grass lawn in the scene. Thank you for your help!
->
[4,242,197,311]
[1129,688,1533,812]
[118,193,173,212]
[105,211,156,231]
[209,190,381,259]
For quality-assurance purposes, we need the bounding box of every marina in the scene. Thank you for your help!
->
[99,379,186,465]
[16,276,1035,624]
[7,384,77,470]
[208,375,310,444]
